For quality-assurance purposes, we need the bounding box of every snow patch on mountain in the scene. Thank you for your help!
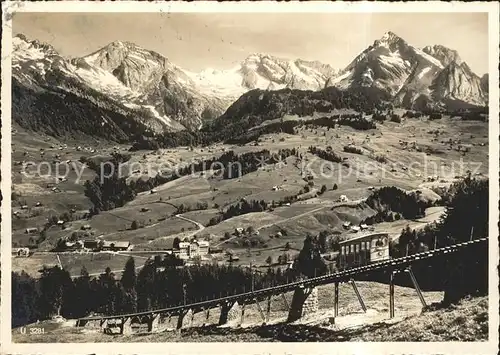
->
[418,67,431,79]
[413,48,444,69]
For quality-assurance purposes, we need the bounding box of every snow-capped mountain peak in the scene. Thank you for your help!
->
[12,32,487,140]
[374,31,408,49]
[328,31,487,109]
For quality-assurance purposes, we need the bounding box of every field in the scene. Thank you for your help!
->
[11,113,489,274]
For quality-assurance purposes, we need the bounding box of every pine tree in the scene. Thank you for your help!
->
[121,257,137,291]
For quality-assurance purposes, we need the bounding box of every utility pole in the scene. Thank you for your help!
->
[470,226,474,241]
[250,262,254,292]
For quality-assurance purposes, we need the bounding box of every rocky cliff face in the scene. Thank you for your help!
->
[480,74,489,93]
[327,32,487,110]
[431,61,487,107]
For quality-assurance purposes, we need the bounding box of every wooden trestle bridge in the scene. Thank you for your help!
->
[75,237,487,334]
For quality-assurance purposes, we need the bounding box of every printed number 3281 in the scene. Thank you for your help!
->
[20,327,45,335]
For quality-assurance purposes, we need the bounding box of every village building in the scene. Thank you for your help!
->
[101,241,131,251]
[196,240,210,256]
[83,239,100,250]
[12,247,30,257]
[25,227,38,234]
[177,240,210,260]
[65,240,84,251]
[350,225,360,233]
[178,242,190,259]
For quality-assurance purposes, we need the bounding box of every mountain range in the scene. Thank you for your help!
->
[11,31,488,140]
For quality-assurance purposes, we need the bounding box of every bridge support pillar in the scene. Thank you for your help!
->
[83,319,99,329]
[177,309,193,329]
[147,314,159,332]
[219,301,242,326]
[266,296,272,323]
[334,282,339,317]
[240,303,246,325]
[120,317,132,335]
[282,293,290,311]
[406,267,427,308]
[350,279,367,312]
[389,272,395,319]
[99,319,108,329]
[287,286,318,323]
[254,299,267,324]
[202,308,210,326]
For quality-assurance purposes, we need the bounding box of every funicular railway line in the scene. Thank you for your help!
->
[76,237,487,334]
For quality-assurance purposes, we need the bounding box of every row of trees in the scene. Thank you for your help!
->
[366,186,430,220]
[208,199,269,226]
[343,145,363,155]
[12,256,306,327]
[308,146,343,163]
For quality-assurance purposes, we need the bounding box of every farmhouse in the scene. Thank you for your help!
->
[209,247,223,254]
[195,240,210,256]
[12,247,30,257]
[342,221,352,229]
[83,239,100,250]
[65,240,84,251]
[102,241,131,251]
[25,227,38,234]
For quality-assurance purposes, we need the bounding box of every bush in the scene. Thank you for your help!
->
[343,145,363,155]
[428,113,443,120]
[372,112,387,122]
[372,154,387,163]
[390,114,402,123]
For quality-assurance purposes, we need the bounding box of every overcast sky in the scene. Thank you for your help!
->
[13,12,488,75]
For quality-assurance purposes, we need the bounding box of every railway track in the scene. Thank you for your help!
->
[77,237,487,322]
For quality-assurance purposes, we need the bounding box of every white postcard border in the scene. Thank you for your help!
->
[1,1,499,354]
